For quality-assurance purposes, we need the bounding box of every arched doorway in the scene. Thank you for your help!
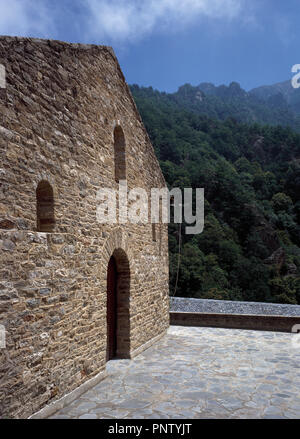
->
[106,256,117,361]
[106,249,130,361]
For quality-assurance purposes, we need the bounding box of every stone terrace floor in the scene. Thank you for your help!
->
[49,326,300,419]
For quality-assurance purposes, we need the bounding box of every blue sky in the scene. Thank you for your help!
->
[0,0,299,92]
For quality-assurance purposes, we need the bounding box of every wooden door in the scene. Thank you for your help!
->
[107,256,117,361]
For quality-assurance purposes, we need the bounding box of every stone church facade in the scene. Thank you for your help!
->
[0,37,169,419]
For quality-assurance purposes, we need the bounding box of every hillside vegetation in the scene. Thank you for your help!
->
[131,80,300,131]
[131,84,300,304]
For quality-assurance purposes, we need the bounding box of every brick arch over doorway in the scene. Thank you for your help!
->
[100,228,135,359]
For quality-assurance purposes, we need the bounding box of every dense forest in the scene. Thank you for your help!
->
[131,84,300,305]
[131,81,300,132]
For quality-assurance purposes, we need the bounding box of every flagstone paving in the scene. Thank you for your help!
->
[49,326,300,419]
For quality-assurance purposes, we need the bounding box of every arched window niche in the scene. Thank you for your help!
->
[36,181,55,232]
[114,125,126,183]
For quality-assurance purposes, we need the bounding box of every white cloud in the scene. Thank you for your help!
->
[0,0,247,43]
[0,0,54,38]
[85,0,245,42]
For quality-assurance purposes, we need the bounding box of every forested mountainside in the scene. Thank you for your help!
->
[130,81,300,132]
[251,79,300,114]
[131,84,300,304]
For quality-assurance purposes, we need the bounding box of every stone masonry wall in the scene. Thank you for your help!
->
[0,37,169,419]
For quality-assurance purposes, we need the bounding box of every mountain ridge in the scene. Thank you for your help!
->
[131,78,300,132]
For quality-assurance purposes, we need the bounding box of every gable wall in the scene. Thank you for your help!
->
[0,37,169,419]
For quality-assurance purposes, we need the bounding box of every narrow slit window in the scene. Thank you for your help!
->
[159,224,162,256]
[36,181,55,232]
[114,126,126,182]
[152,224,157,242]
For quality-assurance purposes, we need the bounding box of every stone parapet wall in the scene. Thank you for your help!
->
[170,312,300,333]
[170,297,300,316]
